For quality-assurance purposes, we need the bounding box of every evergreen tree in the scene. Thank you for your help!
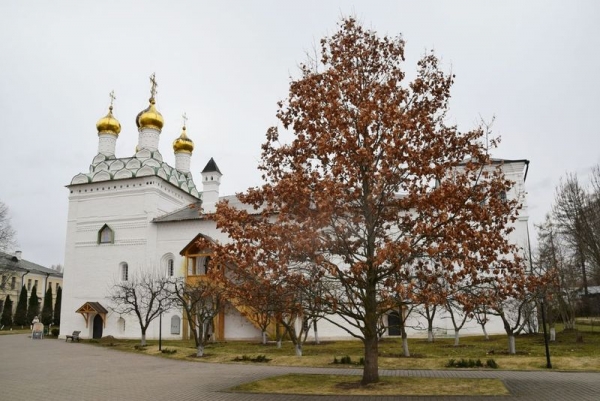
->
[53,286,61,326]
[1,295,13,328]
[27,285,40,324]
[14,286,28,327]
[41,286,53,325]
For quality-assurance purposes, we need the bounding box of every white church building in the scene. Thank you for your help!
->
[59,79,531,342]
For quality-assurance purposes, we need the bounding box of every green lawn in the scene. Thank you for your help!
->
[90,328,600,371]
[230,374,509,396]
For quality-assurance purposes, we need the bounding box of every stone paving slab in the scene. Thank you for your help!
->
[1,334,599,400]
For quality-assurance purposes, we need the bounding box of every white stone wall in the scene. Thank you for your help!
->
[60,177,196,339]
[61,159,530,342]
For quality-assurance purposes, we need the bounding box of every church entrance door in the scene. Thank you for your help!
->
[388,311,401,336]
[93,314,103,339]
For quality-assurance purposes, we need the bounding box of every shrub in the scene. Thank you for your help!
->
[333,356,360,365]
[233,354,271,363]
[486,359,499,369]
[51,328,59,337]
[446,358,493,368]
[161,348,177,354]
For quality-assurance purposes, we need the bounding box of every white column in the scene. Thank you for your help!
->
[137,128,161,152]
[175,152,191,173]
[98,134,117,156]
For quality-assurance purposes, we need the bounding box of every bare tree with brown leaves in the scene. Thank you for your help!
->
[210,18,525,385]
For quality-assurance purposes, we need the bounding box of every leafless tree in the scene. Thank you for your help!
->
[535,215,578,334]
[169,276,224,357]
[108,271,174,346]
[0,201,17,253]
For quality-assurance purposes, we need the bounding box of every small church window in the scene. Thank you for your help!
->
[11,277,16,290]
[171,315,181,335]
[121,263,129,281]
[98,224,114,244]
[167,259,174,277]
[118,317,126,333]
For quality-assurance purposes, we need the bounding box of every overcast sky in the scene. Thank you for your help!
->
[1,1,599,267]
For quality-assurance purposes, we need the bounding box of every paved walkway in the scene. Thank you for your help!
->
[1,334,599,400]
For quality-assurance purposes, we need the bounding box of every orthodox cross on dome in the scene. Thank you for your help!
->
[182,112,188,128]
[149,73,158,100]
[109,90,116,109]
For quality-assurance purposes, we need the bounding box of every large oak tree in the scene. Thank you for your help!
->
[211,18,524,384]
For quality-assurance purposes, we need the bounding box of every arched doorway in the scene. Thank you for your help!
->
[388,311,401,336]
[93,314,103,339]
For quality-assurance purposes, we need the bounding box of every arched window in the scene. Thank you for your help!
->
[117,317,126,333]
[120,262,128,281]
[98,224,114,244]
[170,315,181,335]
[161,253,175,277]
[388,311,401,336]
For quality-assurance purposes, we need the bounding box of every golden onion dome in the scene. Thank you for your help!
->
[173,125,194,153]
[96,106,121,135]
[136,98,164,131]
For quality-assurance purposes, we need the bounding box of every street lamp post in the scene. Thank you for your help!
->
[539,298,552,369]
[159,310,162,351]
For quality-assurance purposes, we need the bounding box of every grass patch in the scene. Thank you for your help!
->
[0,328,30,335]
[86,329,600,371]
[230,374,509,396]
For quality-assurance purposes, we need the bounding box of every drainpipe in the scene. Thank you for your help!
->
[20,270,30,302]
[20,270,30,290]
[44,272,51,305]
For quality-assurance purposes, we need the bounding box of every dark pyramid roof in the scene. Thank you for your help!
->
[201,157,222,174]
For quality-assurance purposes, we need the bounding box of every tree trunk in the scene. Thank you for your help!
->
[295,342,302,357]
[313,320,320,344]
[362,334,379,384]
[481,324,489,340]
[196,344,204,357]
[361,278,379,385]
[427,329,434,342]
[550,327,556,342]
[402,330,410,357]
[261,331,267,345]
[141,330,147,346]
[454,330,460,347]
[276,339,282,349]
[508,335,516,355]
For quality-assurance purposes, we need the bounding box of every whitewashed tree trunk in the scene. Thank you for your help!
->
[454,330,460,346]
[277,339,282,349]
[295,343,302,356]
[550,327,556,342]
[482,325,489,340]
[261,331,267,345]
[313,321,320,344]
[427,329,434,342]
[196,344,204,357]
[141,333,147,346]
[402,337,410,357]
[508,335,516,355]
